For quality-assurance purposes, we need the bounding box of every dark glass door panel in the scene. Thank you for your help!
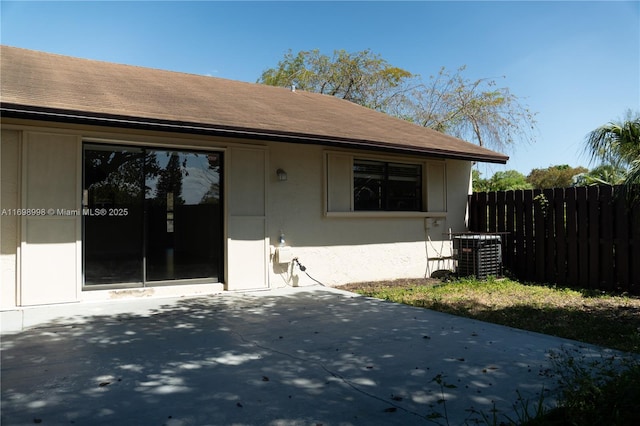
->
[145,151,222,281]
[83,146,144,285]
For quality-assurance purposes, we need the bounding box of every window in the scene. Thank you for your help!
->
[353,159,422,211]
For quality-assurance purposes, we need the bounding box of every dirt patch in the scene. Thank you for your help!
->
[338,278,441,293]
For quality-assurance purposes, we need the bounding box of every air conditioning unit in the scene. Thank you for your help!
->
[453,234,502,279]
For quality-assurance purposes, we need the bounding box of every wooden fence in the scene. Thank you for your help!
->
[468,185,640,294]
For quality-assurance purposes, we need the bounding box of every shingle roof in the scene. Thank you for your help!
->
[1,45,508,163]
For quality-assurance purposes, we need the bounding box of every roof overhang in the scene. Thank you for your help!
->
[1,103,509,164]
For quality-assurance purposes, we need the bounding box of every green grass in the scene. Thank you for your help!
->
[339,277,640,354]
[520,349,640,426]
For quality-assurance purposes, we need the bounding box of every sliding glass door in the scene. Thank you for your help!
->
[145,150,222,281]
[83,144,223,287]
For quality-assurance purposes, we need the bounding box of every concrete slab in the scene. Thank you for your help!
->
[0,286,625,425]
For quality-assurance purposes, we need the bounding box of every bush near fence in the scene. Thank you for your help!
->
[468,185,640,295]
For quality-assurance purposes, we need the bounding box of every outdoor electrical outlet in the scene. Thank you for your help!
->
[425,218,443,230]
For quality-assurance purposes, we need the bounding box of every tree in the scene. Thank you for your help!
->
[409,66,537,151]
[258,49,413,112]
[489,170,532,191]
[572,164,628,186]
[155,152,184,205]
[584,110,640,194]
[85,150,160,205]
[200,153,222,205]
[473,169,532,192]
[259,50,536,152]
[526,165,588,189]
[472,169,491,192]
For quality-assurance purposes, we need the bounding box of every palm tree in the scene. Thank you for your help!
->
[585,110,640,199]
[574,164,628,186]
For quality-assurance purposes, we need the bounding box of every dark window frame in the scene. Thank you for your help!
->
[353,159,422,211]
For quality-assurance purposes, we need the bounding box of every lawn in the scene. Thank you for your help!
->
[338,277,640,354]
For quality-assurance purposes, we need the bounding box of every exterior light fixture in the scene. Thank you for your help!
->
[276,168,287,181]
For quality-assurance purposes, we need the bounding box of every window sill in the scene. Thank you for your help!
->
[324,211,447,219]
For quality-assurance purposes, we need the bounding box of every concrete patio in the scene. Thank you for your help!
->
[0,286,622,425]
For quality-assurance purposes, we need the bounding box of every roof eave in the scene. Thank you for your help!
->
[0,103,509,164]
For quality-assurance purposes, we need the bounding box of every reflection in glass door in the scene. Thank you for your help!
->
[83,144,223,287]
[83,146,144,284]
[145,150,222,281]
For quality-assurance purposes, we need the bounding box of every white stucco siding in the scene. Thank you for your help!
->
[266,143,470,287]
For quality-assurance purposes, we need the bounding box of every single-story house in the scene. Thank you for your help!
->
[0,45,508,310]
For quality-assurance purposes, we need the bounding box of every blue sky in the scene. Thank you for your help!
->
[2,1,638,177]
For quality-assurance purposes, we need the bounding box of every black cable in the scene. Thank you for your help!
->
[292,257,327,287]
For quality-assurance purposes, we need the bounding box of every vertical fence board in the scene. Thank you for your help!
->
[631,196,640,293]
[533,190,547,282]
[525,190,536,281]
[477,192,488,233]
[543,188,557,282]
[467,192,481,231]
[554,188,567,285]
[488,191,498,233]
[496,191,506,233]
[613,186,629,288]
[576,187,590,287]
[588,186,600,289]
[514,190,526,277]
[565,187,579,287]
[504,190,515,269]
[599,186,614,290]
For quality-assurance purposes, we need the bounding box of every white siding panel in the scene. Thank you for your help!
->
[226,147,268,290]
[228,148,265,216]
[25,133,77,209]
[21,217,77,305]
[227,216,268,290]
[20,133,79,306]
[1,130,21,309]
